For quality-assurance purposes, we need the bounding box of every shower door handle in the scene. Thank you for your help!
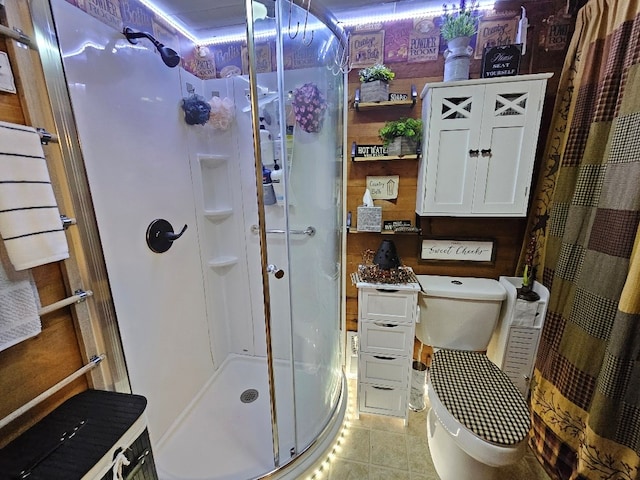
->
[266,264,285,279]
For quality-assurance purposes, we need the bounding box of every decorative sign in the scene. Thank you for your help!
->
[354,144,388,158]
[0,52,17,94]
[544,13,572,51]
[83,0,123,31]
[242,43,272,74]
[350,31,385,68]
[389,92,409,101]
[383,220,412,231]
[482,44,522,78]
[213,44,243,78]
[384,20,412,63]
[420,239,495,262]
[366,175,399,200]
[408,18,440,63]
[474,17,519,59]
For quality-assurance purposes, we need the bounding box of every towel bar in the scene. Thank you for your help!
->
[0,354,105,430]
[250,224,316,236]
[38,289,93,316]
[36,127,58,144]
[0,25,36,49]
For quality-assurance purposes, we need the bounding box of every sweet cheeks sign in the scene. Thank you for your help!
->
[420,239,495,263]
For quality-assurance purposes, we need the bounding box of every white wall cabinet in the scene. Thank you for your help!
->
[416,73,552,217]
[355,279,420,424]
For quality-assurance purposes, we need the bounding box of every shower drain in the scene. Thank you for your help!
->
[240,389,259,403]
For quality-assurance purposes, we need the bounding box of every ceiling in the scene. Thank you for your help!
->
[147,0,440,41]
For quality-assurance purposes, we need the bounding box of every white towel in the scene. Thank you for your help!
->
[0,121,69,270]
[0,246,41,352]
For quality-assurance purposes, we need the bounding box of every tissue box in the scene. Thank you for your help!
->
[357,206,382,232]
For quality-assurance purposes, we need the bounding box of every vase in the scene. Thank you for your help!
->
[443,36,473,81]
[360,80,389,103]
[387,137,417,157]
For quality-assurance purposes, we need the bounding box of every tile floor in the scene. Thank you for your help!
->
[315,379,551,480]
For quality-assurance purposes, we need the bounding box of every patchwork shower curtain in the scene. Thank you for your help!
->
[521,0,640,479]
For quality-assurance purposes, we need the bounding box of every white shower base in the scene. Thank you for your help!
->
[154,354,346,480]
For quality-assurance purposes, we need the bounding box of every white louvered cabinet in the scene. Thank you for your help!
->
[487,276,550,397]
[416,73,552,217]
[354,278,420,425]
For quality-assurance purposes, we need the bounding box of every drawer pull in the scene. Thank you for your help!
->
[372,385,394,391]
[373,355,395,361]
[376,288,399,292]
[373,322,398,328]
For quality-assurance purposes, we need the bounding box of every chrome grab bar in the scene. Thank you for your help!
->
[250,224,316,237]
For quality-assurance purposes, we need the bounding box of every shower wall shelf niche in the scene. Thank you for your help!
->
[198,154,232,214]
[208,256,239,269]
[198,153,237,270]
[204,208,233,221]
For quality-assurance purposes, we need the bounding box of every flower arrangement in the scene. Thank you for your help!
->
[378,117,423,146]
[358,249,413,284]
[358,64,395,83]
[441,0,479,41]
[291,82,327,133]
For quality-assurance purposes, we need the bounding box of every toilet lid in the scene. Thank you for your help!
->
[430,349,530,446]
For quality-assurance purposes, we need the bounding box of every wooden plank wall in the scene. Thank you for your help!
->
[0,12,87,447]
[345,0,573,364]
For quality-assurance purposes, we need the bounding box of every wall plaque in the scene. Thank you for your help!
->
[366,175,399,200]
[354,144,388,158]
[350,31,385,68]
[474,17,518,59]
[481,44,522,78]
[420,238,495,263]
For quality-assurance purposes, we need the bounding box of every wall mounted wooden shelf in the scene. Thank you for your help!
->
[348,229,421,235]
[354,84,417,111]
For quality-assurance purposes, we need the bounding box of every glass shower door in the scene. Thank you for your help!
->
[247,0,345,467]
[275,0,344,456]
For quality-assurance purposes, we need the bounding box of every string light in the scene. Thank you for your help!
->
[140,0,497,47]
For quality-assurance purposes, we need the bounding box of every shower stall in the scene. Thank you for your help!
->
[30,0,347,478]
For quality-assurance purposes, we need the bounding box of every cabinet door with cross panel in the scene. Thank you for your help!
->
[416,73,552,217]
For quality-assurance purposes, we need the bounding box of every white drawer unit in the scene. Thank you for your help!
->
[359,321,415,356]
[359,288,418,323]
[354,274,420,424]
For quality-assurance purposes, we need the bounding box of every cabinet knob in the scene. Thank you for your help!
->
[481,148,492,157]
[469,149,479,157]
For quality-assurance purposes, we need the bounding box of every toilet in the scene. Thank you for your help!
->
[415,275,530,480]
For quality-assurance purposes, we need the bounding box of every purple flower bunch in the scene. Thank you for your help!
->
[292,83,327,133]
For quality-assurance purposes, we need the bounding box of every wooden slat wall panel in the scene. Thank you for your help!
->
[0,19,87,448]
[345,0,573,359]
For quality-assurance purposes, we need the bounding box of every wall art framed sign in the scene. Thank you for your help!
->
[419,237,495,263]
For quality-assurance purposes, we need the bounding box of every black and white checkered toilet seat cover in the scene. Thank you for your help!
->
[430,349,531,446]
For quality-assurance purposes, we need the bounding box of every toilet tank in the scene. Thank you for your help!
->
[415,275,506,351]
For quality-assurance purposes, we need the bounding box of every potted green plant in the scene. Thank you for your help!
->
[441,1,478,81]
[358,64,395,103]
[378,117,423,157]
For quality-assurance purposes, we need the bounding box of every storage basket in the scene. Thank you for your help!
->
[0,390,157,480]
